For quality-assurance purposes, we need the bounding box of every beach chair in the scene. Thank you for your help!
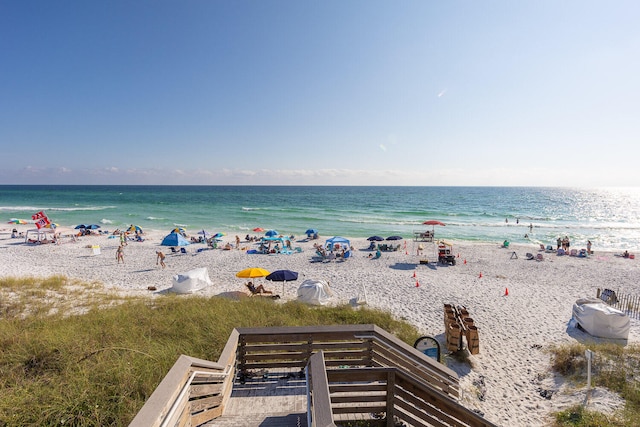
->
[170,247,178,254]
[539,244,545,251]
[180,247,187,254]
[536,253,544,261]
[546,245,554,252]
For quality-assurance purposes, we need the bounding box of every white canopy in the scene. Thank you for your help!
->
[297,279,332,305]
[171,267,212,294]
[572,298,630,340]
[24,228,55,243]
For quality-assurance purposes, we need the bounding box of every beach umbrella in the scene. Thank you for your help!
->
[8,219,27,224]
[75,224,88,229]
[423,220,446,235]
[386,235,403,241]
[128,225,143,233]
[171,227,186,234]
[235,267,270,278]
[367,236,384,241]
[45,223,59,229]
[266,269,299,296]
[86,224,101,230]
[305,228,318,236]
[197,230,211,237]
[253,227,264,232]
[265,230,279,237]
[213,232,225,238]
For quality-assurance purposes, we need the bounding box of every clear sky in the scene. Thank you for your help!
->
[1,1,639,186]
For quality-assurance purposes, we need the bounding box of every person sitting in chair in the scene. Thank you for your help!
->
[246,281,273,295]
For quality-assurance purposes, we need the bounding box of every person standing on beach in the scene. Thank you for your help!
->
[156,250,166,269]
[116,245,124,264]
[587,240,592,254]
[235,235,240,249]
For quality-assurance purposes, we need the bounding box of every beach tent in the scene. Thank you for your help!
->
[325,236,350,251]
[170,267,212,294]
[161,232,191,246]
[297,279,332,305]
[24,228,55,243]
[572,298,630,340]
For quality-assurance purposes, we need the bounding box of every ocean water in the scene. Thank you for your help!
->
[1,185,640,251]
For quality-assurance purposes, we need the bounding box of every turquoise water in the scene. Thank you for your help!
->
[1,185,640,250]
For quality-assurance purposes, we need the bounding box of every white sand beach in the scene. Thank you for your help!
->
[1,226,638,426]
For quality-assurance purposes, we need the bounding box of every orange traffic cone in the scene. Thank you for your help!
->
[412,271,416,278]
[479,272,483,278]
[504,288,509,296]
[464,259,467,265]
[415,281,420,287]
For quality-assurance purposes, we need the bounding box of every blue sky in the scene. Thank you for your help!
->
[1,1,639,186]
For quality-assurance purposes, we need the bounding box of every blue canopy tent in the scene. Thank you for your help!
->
[161,232,191,247]
[325,236,351,251]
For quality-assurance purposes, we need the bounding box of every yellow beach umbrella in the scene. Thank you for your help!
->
[235,267,270,278]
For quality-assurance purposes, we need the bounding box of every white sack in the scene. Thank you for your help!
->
[572,298,630,340]
[297,279,332,305]
[171,267,212,294]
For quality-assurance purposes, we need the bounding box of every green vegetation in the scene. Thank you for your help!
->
[549,342,640,427]
[0,276,420,426]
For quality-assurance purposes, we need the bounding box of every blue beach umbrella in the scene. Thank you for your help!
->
[265,230,279,237]
[266,269,299,296]
[86,224,101,230]
[367,236,384,241]
[386,235,403,241]
[305,228,318,236]
[75,224,88,229]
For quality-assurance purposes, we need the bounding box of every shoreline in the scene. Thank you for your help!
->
[1,227,638,426]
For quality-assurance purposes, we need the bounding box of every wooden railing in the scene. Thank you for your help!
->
[131,324,497,427]
[307,351,337,427]
[235,324,459,399]
[128,329,238,427]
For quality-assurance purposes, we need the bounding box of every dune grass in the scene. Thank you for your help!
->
[0,277,420,426]
[549,342,640,427]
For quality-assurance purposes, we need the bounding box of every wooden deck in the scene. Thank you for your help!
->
[204,368,308,427]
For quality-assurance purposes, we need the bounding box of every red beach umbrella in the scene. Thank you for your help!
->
[423,220,445,226]
[253,227,264,232]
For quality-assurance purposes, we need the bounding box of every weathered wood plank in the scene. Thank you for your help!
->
[329,383,387,393]
[190,394,223,413]
[129,355,195,427]
[189,383,223,398]
[330,394,386,404]
[394,387,457,427]
[307,351,336,427]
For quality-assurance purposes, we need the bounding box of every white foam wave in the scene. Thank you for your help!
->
[0,205,116,212]
[146,216,164,221]
[100,219,113,224]
[242,207,260,211]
